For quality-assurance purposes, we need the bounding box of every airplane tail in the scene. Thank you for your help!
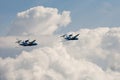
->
[74,34,79,38]
[71,34,79,39]
[16,40,21,44]
[60,34,67,37]
[29,40,36,44]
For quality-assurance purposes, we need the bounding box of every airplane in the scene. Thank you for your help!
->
[16,39,37,46]
[61,33,79,40]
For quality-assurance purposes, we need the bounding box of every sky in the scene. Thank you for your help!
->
[0,0,120,80]
[1,0,120,35]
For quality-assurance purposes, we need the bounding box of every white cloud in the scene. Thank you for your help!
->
[0,43,115,80]
[64,27,120,71]
[0,36,17,48]
[8,6,71,36]
[0,27,120,80]
[0,5,120,80]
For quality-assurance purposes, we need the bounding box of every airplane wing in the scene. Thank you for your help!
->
[25,40,29,43]
[68,34,73,37]
[72,34,79,38]
[29,40,36,44]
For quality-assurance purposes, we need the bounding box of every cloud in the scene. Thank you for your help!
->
[0,27,120,80]
[8,6,71,36]
[64,27,120,71]
[0,6,120,80]
[0,36,15,48]
[0,43,115,80]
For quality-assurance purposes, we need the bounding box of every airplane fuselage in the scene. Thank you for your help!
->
[19,43,37,46]
[65,37,78,40]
